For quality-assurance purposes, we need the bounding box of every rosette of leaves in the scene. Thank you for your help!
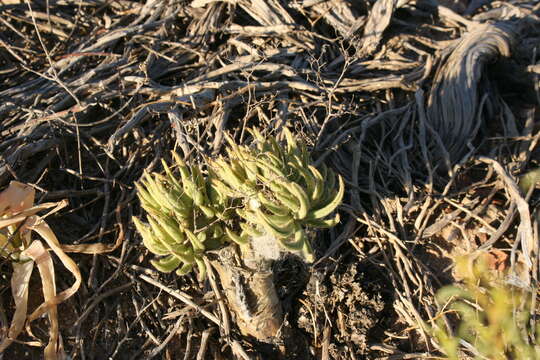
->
[133,130,345,342]
[209,128,344,262]
[133,153,239,278]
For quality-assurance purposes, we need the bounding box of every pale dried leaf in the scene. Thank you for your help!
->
[0,181,35,215]
[0,201,66,229]
[24,217,81,326]
[60,230,123,254]
[24,240,64,360]
[0,259,33,353]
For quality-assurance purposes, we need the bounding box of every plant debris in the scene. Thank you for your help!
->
[1,0,539,359]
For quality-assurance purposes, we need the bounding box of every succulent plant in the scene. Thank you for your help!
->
[208,128,344,261]
[135,128,344,276]
[134,129,345,342]
[133,154,239,278]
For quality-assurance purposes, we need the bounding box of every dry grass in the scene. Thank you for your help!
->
[0,0,539,359]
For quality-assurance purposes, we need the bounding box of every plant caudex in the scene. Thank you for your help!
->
[134,128,344,275]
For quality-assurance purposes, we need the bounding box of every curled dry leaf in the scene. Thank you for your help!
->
[24,217,82,325]
[0,181,34,215]
[0,181,122,359]
[23,240,64,360]
[0,260,33,354]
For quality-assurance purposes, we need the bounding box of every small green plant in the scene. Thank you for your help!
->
[134,128,344,272]
[133,128,344,340]
[133,154,240,278]
[209,128,344,261]
[431,256,540,360]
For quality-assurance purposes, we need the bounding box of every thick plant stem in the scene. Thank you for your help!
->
[211,236,283,342]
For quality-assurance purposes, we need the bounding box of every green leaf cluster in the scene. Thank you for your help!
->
[134,128,344,276]
[431,257,540,360]
[208,128,344,262]
[134,154,238,278]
